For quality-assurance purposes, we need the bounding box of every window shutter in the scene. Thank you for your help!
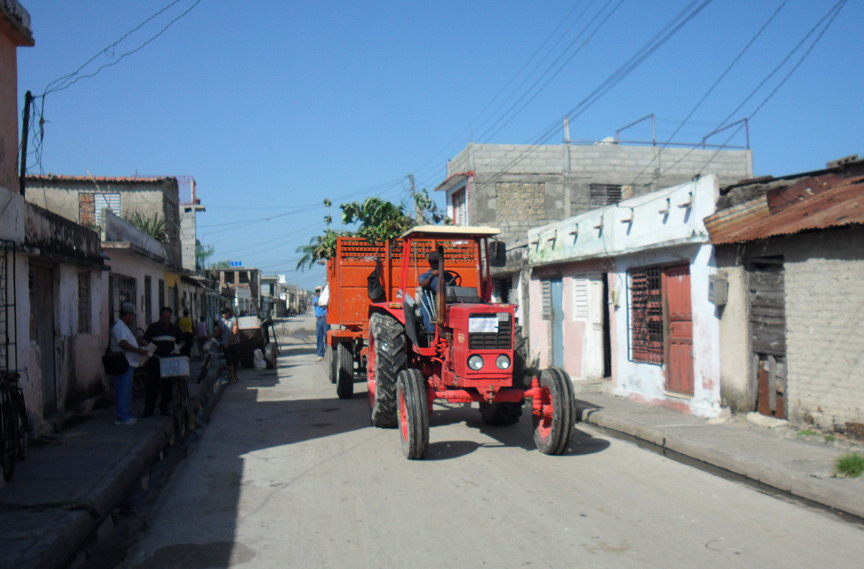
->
[541,279,551,320]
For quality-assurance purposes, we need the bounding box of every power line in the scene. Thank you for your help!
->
[627,0,789,186]
[42,0,202,96]
[471,0,715,190]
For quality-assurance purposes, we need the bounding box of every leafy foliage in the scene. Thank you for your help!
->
[123,212,168,243]
[196,240,215,269]
[835,453,864,477]
[295,190,450,270]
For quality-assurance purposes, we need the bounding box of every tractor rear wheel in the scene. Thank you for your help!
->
[326,344,337,384]
[397,368,429,459]
[336,342,354,399]
[368,313,406,428]
[533,368,575,455]
[479,400,523,426]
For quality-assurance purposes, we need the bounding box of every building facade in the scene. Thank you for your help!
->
[528,176,723,417]
[705,156,864,434]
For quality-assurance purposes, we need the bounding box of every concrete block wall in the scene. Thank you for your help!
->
[451,143,752,246]
[784,226,864,434]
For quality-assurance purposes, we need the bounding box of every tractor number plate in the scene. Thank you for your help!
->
[469,316,498,333]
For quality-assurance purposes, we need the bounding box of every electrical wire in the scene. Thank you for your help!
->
[626,0,789,186]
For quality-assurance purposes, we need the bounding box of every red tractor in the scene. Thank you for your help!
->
[365,225,575,459]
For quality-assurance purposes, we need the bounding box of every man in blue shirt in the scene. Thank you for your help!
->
[313,286,329,361]
[418,252,455,334]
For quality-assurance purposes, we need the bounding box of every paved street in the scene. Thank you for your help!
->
[121,314,864,569]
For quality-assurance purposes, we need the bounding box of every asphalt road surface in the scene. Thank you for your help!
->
[121,314,864,569]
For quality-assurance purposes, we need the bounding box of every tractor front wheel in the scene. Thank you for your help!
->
[533,368,575,455]
[397,368,429,459]
[336,342,354,399]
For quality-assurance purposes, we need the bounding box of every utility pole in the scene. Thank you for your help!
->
[408,174,421,222]
[19,91,32,196]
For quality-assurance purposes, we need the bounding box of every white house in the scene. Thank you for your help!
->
[527,175,723,417]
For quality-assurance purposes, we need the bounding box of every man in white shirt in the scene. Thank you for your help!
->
[110,302,148,425]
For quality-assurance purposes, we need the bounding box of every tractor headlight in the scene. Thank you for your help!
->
[496,354,511,370]
[468,355,485,371]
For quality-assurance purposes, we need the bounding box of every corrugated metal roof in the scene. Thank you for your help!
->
[706,173,864,244]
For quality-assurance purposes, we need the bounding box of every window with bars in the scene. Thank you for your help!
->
[590,184,623,207]
[78,272,91,333]
[629,266,663,364]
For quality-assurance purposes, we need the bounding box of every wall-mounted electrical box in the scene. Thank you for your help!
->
[709,274,728,306]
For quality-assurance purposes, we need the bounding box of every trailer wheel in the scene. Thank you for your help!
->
[368,312,405,428]
[336,342,354,399]
[397,368,429,459]
[479,400,523,426]
[533,368,575,455]
[326,344,337,384]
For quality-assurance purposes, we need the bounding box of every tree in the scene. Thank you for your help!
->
[295,189,450,270]
[196,240,215,269]
[212,260,231,269]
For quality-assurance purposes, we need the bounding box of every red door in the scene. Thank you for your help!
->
[663,265,693,395]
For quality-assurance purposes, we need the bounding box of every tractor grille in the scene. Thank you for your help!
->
[468,313,512,350]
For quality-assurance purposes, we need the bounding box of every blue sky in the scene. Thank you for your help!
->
[15,0,862,290]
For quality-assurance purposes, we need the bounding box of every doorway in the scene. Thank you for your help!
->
[29,264,57,413]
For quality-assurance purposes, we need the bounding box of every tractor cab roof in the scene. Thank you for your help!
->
[400,225,501,240]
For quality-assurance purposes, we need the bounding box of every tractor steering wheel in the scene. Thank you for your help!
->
[444,270,462,286]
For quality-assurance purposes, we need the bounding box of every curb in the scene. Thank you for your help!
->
[575,403,864,521]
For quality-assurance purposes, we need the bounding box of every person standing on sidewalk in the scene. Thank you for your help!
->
[313,286,329,361]
[217,307,240,384]
[110,302,148,426]
[142,307,182,417]
[195,316,209,359]
[178,309,194,357]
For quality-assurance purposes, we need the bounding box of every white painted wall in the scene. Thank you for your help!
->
[611,244,721,417]
[527,176,723,416]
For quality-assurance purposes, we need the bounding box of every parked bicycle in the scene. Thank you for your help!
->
[1,370,30,481]
[156,356,191,445]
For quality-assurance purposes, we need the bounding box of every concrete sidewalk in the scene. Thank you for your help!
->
[0,356,227,569]
[574,392,864,520]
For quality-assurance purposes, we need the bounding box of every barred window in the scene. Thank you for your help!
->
[629,267,663,364]
[78,272,91,333]
[590,184,622,207]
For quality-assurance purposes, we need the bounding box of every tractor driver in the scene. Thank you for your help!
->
[418,251,456,334]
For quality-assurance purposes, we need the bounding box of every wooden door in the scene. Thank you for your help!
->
[663,265,693,395]
[30,265,57,413]
[748,259,786,419]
